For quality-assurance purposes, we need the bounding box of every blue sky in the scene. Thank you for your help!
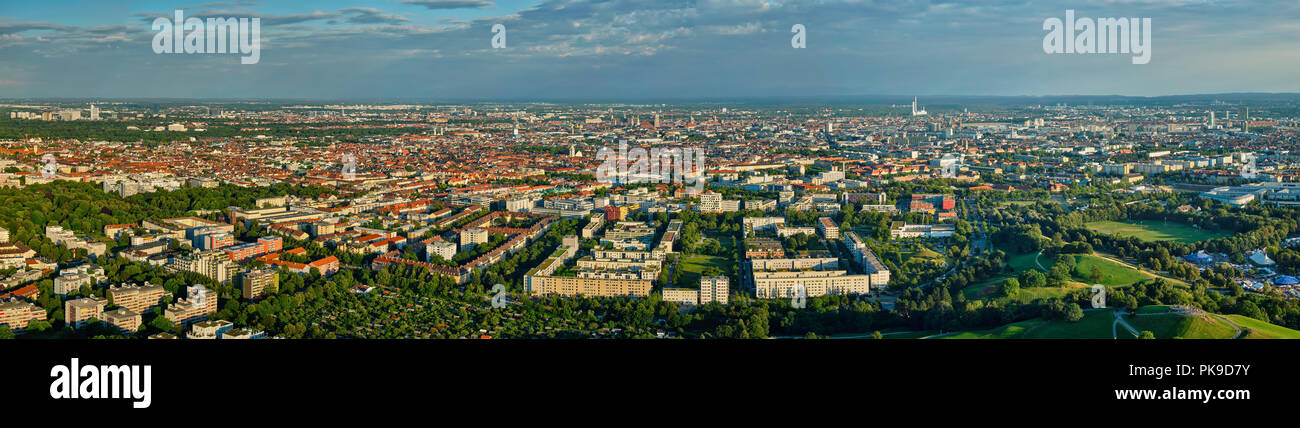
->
[1,0,1298,100]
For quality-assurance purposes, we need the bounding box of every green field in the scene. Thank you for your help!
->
[941,309,1122,339]
[962,250,1054,300]
[922,307,1300,340]
[674,234,736,289]
[1125,312,1238,339]
[1070,254,1152,286]
[1085,220,1229,244]
[1224,315,1300,339]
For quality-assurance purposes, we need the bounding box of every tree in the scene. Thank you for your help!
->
[1000,278,1020,298]
[149,316,174,333]
[27,320,51,332]
[1019,269,1047,288]
[0,326,13,339]
[1063,302,1084,322]
[1139,330,1156,339]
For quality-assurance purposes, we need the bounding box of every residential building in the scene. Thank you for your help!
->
[65,296,107,329]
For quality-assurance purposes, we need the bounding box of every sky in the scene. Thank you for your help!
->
[1,0,1298,100]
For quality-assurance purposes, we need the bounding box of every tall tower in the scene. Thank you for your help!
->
[653,113,660,128]
[1209,111,1215,128]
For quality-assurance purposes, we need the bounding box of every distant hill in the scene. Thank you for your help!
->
[937,306,1300,339]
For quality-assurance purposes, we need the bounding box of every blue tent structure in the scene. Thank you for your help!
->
[1185,251,1213,264]
[1274,275,1299,286]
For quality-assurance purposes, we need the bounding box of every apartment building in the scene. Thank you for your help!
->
[699,276,729,305]
[101,308,142,333]
[241,268,279,300]
[753,270,870,299]
[426,241,457,262]
[189,319,235,339]
[65,296,107,329]
[170,249,238,283]
[107,283,167,314]
[817,217,840,240]
[164,285,217,326]
[0,300,47,330]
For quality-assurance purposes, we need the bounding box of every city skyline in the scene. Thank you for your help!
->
[1,0,1299,100]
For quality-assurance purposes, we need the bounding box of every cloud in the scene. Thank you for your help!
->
[402,0,495,10]
[341,8,413,25]
[2,0,1300,99]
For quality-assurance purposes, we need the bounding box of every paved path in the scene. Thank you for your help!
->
[1113,309,1140,339]
[1210,313,1245,339]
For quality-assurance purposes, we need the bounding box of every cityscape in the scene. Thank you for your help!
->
[2,97,1300,340]
[1,0,1299,343]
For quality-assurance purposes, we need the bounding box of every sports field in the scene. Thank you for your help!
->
[1085,220,1229,243]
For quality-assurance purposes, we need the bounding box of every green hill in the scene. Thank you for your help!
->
[941,309,1119,339]
[1125,311,1238,339]
[935,306,1300,339]
[1223,315,1300,339]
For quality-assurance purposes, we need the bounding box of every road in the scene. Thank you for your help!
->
[1112,309,1140,339]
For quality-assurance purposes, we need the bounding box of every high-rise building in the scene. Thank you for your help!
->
[170,250,237,283]
[101,308,141,333]
[460,228,489,246]
[699,191,722,212]
[65,296,107,329]
[165,285,217,326]
[700,276,729,305]
[89,104,100,121]
[427,241,456,262]
[241,268,278,300]
[0,300,47,330]
[107,283,167,314]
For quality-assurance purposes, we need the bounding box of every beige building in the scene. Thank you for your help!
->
[460,228,489,246]
[525,275,653,298]
[164,285,217,326]
[0,300,47,330]
[189,319,234,339]
[661,287,700,304]
[700,276,729,305]
[101,308,142,333]
[170,249,238,283]
[753,270,870,299]
[241,268,278,300]
[108,283,167,314]
[65,296,107,329]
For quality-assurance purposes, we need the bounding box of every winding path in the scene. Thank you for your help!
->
[1113,309,1140,339]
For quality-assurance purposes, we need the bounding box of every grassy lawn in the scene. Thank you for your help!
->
[963,250,1053,299]
[1126,313,1238,339]
[1086,220,1229,244]
[675,233,736,289]
[1019,309,1122,339]
[941,309,1122,339]
[941,320,1042,339]
[1225,315,1300,339]
[1070,254,1152,286]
